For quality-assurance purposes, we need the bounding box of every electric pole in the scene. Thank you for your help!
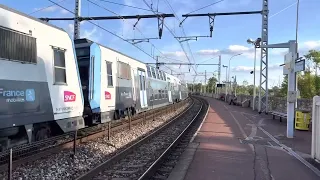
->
[205,70,207,93]
[74,0,81,40]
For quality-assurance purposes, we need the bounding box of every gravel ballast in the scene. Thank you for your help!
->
[0,102,190,180]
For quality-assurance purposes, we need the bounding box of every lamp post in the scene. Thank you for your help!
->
[223,65,228,102]
[228,53,243,95]
[247,38,261,111]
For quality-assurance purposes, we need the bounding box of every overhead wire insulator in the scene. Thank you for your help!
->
[209,16,215,37]
[159,28,163,39]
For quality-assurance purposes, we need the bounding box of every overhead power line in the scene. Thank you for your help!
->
[162,0,200,75]
[87,0,182,74]
[98,0,163,13]
[46,0,160,64]
[142,0,197,75]
[45,0,179,75]
[29,0,67,14]
[185,0,226,15]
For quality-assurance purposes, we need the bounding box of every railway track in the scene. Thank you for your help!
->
[75,96,208,180]
[0,99,189,173]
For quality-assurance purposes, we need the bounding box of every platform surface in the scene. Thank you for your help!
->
[168,96,320,180]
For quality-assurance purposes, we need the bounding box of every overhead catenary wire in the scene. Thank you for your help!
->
[98,0,163,13]
[269,0,299,19]
[142,0,197,75]
[163,0,227,80]
[47,0,160,64]
[46,0,179,75]
[163,0,197,64]
[29,0,67,14]
[184,0,226,15]
[87,0,183,72]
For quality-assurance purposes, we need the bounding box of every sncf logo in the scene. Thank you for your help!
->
[105,91,111,100]
[64,91,76,102]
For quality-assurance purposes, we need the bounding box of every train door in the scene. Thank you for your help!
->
[168,81,172,103]
[138,69,148,108]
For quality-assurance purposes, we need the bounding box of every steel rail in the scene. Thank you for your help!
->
[138,98,207,179]
[75,97,197,180]
[0,98,190,172]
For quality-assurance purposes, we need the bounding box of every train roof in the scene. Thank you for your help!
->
[75,38,150,64]
[75,38,166,72]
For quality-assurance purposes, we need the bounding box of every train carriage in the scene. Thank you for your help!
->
[0,5,84,149]
[146,66,170,108]
[180,82,188,100]
[74,38,152,123]
[0,4,188,150]
[167,74,180,103]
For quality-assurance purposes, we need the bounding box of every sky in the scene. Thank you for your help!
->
[2,0,320,88]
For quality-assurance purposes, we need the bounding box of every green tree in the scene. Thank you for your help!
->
[279,75,288,96]
[298,71,316,98]
[304,50,320,94]
[207,76,218,93]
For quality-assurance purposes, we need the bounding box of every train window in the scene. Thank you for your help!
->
[118,61,131,80]
[159,71,163,80]
[0,27,37,63]
[106,61,113,86]
[151,67,156,79]
[156,69,160,79]
[163,72,166,81]
[139,75,144,90]
[53,48,67,84]
[159,90,162,99]
[147,66,152,77]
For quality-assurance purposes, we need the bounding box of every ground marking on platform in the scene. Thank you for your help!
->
[243,114,265,141]
[242,114,320,177]
[245,124,257,140]
[190,102,210,143]
[225,105,277,180]
[258,125,320,177]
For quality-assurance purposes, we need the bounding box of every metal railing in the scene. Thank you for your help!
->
[311,96,320,162]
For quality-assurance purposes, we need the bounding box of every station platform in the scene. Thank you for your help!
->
[168,96,320,180]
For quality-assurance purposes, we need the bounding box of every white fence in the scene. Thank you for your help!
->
[312,96,320,162]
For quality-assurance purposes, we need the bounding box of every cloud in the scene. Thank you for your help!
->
[33,5,71,15]
[162,40,320,61]
[197,44,255,59]
[82,26,102,42]
[162,51,187,58]
[66,23,74,35]
[60,9,69,14]
[232,63,282,73]
[301,40,320,50]
[213,0,253,10]
[33,6,58,13]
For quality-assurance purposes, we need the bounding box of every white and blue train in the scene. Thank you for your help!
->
[0,4,188,150]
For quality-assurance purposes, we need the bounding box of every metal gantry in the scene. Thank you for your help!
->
[179,0,269,114]
[52,0,270,113]
[259,0,269,114]
[73,0,81,40]
[41,0,175,42]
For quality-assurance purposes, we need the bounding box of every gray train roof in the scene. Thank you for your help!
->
[76,39,178,79]
[76,38,155,66]
[0,4,67,32]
